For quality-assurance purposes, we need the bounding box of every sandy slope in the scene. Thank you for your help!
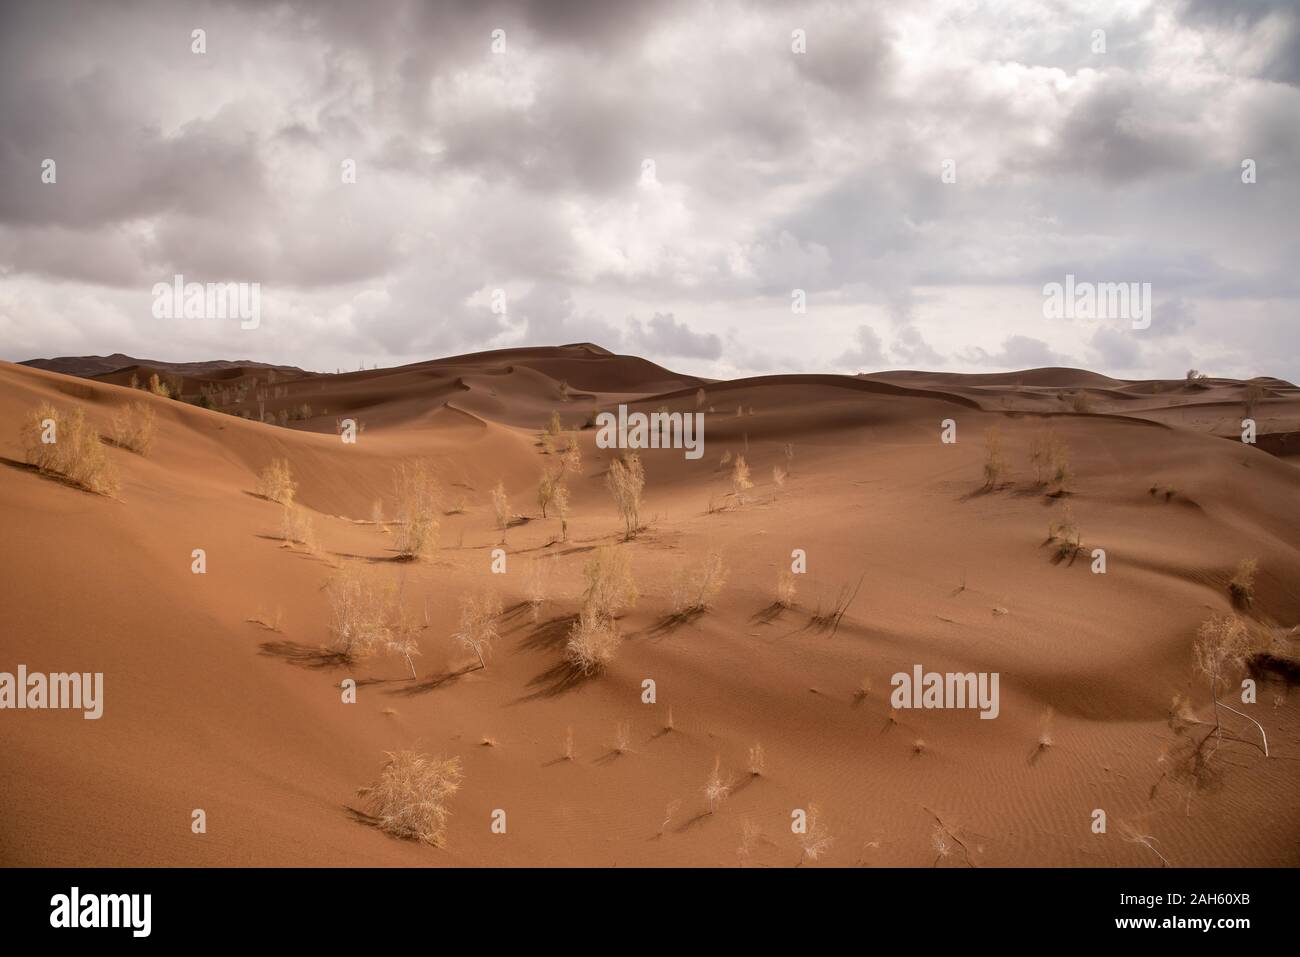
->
[1,346,1297,867]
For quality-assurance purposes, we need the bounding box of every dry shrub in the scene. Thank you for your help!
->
[393,459,440,559]
[1228,558,1257,605]
[776,569,797,608]
[982,427,1006,489]
[606,453,645,539]
[537,468,559,518]
[1047,504,1081,559]
[326,564,398,659]
[454,593,503,670]
[1047,438,1072,495]
[147,373,171,398]
[773,465,787,488]
[280,503,317,551]
[1070,390,1094,413]
[565,609,620,675]
[255,458,296,504]
[747,742,766,777]
[547,410,563,437]
[797,803,832,864]
[357,750,463,846]
[704,756,730,812]
[21,403,120,495]
[731,454,753,505]
[718,449,732,468]
[491,480,511,539]
[553,484,571,541]
[582,546,638,619]
[670,548,727,615]
[527,558,551,622]
[1243,382,1264,417]
[562,434,582,474]
[111,401,156,455]
[1194,613,1268,755]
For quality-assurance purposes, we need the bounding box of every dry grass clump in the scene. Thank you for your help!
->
[982,427,1006,489]
[21,402,120,495]
[670,548,727,615]
[255,458,296,504]
[326,564,399,659]
[606,452,645,539]
[1069,390,1094,413]
[1228,558,1258,606]
[563,609,620,676]
[147,372,172,398]
[553,483,571,541]
[393,459,441,560]
[561,434,582,474]
[527,557,551,622]
[111,401,156,455]
[357,750,463,846]
[454,593,503,671]
[747,742,766,777]
[280,503,317,551]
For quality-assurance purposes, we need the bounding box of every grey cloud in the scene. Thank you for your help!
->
[627,312,722,360]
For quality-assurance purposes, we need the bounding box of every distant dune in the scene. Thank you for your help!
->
[1,344,1297,867]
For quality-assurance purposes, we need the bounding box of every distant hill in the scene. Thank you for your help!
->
[19,353,303,379]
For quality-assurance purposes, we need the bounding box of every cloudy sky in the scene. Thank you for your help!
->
[1,0,1297,380]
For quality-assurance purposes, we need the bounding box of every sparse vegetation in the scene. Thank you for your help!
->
[326,564,398,659]
[564,608,620,675]
[982,427,1006,489]
[606,452,645,539]
[553,483,571,541]
[392,459,440,559]
[21,402,120,495]
[775,569,797,608]
[111,401,156,456]
[254,458,296,505]
[1194,613,1268,757]
[1047,504,1081,560]
[279,503,317,551]
[704,756,730,813]
[670,548,727,615]
[357,750,463,846]
[581,546,638,620]
[1228,558,1258,606]
[537,468,559,518]
[453,593,503,671]
[796,803,832,865]
[747,742,765,777]
[491,480,511,541]
[731,454,753,505]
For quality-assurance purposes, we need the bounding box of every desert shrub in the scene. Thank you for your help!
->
[147,373,171,398]
[776,569,797,608]
[582,546,638,619]
[1243,382,1264,417]
[1070,390,1093,413]
[564,608,620,675]
[491,480,511,539]
[704,756,730,813]
[255,458,296,504]
[21,402,119,495]
[1047,437,1072,495]
[326,564,397,659]
[357,751,463,846]
[547,411,563,437]
[1047,504,1081,559]
[393,459,441,560]
[670,549,727,615]
[606,452,645,539]
[773,465,787,488]
[748,742,766,777]
[562,434,582,474]
[1028,430,1066,486]
[982,427,1006,489]
[280,503,317,551]
[454,593,503,670]
[731,455,753,505]
[1228,558,1258,605]
[554,484,571,541]
[1194,613,1268,756]
[527,559,551,622]
[112,401,156,455]
[537,468,559,518]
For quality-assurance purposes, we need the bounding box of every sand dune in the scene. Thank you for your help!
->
[1,346,1297,867]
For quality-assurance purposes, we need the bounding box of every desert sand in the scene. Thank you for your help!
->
[1,344,1297,867]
